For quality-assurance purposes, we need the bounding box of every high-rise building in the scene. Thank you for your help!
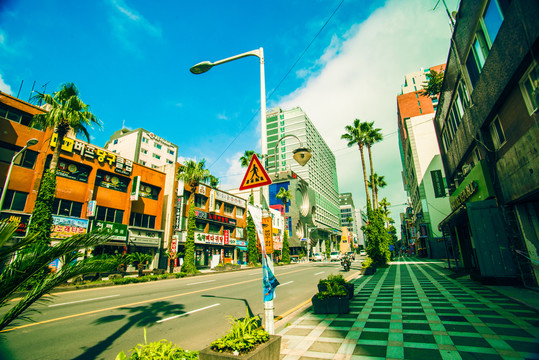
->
[104,128,178,169]
[397,65,452,258]
[339,192,358,247]
[265,107,340,241]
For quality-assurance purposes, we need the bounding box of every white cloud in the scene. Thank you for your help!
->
[217,113,228,120]
[0,74,13,95]
[278,0,458,232]
[218,151,245,191]
[107,0,162,50]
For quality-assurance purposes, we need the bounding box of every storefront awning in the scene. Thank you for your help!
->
[236,246,248,251]
[438,204,466,230]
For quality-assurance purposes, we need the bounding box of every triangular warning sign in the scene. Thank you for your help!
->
[239,154,272,190]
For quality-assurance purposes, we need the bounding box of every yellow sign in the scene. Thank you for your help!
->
[262,216,274,254]
[239,154,272,190]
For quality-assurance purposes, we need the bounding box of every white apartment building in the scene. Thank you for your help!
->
[265,107,340,233]
[104,128,178,169]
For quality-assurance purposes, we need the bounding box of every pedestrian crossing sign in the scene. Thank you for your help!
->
[239,154,272,190]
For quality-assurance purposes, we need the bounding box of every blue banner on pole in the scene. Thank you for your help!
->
[262,254,279,302]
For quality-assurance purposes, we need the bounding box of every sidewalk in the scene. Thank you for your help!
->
[277,257,539,360]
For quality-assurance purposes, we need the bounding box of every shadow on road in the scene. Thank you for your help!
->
[201,294,256,318]
[72,301,186,360]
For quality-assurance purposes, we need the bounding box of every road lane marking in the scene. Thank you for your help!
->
[48,295,120,307]
[314,271,325,275]
[1,266,313,333]
[186,280,216,286]
[157,303,220,323]
[278,281,294,286]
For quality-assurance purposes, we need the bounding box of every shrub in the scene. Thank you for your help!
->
[362,256,374,269]
[152,268,166,275]
[116,328,198,360]
[317,282,347,299]
[210,315,269,355]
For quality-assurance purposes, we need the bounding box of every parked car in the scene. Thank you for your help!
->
[330,251,341,261]
[359,250,367,256]
[312,253,325,262]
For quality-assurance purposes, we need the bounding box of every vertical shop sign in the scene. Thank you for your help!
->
[87,200,97,217]
[430,170,446,198]
[224,229,230,245]
[131,176,141,201]
[209,189,215,212]
[262,217,274,254]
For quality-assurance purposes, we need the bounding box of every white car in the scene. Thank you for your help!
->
[330,251,340,261]
[360,250,367,256]
[312,253,324,261]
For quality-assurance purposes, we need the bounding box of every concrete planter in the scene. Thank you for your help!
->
[311,295,350,314]
[364,267,376,275]
[199,335,281,360]
[317,282,354,299]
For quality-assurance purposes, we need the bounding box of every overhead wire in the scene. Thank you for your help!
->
[207,0,345,171]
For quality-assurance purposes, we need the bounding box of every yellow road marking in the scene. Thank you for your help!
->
[1,266,312,333]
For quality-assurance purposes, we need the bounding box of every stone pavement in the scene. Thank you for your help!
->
[277,257,539,360]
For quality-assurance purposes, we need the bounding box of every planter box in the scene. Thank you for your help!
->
[364,267,376,275]
[317,282,355,299]
[199,335,281,360]
[311,295,350,314]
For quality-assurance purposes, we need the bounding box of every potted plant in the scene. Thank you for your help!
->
[129,252,153,277]
[362,256,376,275]
[318,274,354,299]
[311,281,350,314]
[199,314,281,359]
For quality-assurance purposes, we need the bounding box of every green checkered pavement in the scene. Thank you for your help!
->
[279,257,539,360]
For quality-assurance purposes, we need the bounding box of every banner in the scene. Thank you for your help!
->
[131,176,141,201]
[248,204,279,302]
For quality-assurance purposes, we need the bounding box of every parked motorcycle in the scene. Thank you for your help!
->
[341,255,351,272]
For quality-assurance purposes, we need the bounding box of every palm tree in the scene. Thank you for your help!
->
[368,173,387,209]
[379,197,391,228]
[275,187,292,262]
[420,69,444,98]
[31,83,101,174]
[345,216,354,232]
[239,150,261,168]
[29,83,101,244]
[176,159,210,274]
[364,122,383,207]
[341,119,371,209]
[0,221,118,331]
[207,175,219,188]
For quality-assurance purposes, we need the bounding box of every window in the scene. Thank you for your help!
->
[482,0,504,47]
[141,148,148,154]
[95,170,130,192]
[139,183,160,200]
[46,157,92,183]
[236,207,244,217]
[129,212,156,228]
[152,153,161,159]
[520,62,539,115]
[1,190,27,211]
[53,199,83,217]
[154,143,162,150]
[195,220,205,231]
[167,148,175,155]
[141,160,146,165]
[166,159,174,164]
[490,116,506,150]
[236,227,244,238]
[113,139,118,145]
[224,203,234,216]
[209,223,220,234]
[0,104,33,126]
[214,200,222,212]
[95,206,124,223]
[0,142,38,169]
[195,194,206,208]
[142,137,148,143]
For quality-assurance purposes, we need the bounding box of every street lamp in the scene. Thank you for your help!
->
[0,138,39,211]
[265,134,311,179]
[190,48,268,156]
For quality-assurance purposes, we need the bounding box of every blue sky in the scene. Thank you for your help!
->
[0,0,460,234]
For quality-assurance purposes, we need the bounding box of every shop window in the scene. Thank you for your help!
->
[53,199,83,217]
[46,156,92,183]
[1,190,28,211]
[95,170,130,192]
[519,62,539,115]
[224,203,234,216]
[129,212,156,228]
[195,220,206,231]
[208,223,220,234]
[139,183,161,200]
[0,104,33,126]
[95,206,124,223]
[489,116,506,150]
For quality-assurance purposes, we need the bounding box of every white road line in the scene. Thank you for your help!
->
[278,281,294,286]
[314,272,325,275]
[157,303,221,323]
[48,295,120,307]
[186,280,216,286]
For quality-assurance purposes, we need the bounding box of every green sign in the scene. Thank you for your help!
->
[430,170,446,198]
[449,160,495,210]
[92,220,128,242]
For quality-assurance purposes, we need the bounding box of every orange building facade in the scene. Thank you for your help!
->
[0,92,166,268]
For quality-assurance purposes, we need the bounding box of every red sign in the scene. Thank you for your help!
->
[224,229,229,245]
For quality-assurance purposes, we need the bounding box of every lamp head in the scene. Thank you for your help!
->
[26,138,38,147]
[292,148,312,166]
[190,61,214,74]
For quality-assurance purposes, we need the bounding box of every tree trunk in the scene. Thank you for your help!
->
[358,144,370,210]
[49,130,65,174]
[367,145,377,209]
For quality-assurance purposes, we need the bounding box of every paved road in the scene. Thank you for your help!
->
[0,260,361,359]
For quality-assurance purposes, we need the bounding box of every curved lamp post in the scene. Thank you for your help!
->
[0,138,39,211]
[190,48,268,156]
[266,134,311,179]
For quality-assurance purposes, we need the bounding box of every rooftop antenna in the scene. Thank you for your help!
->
[28,81,36,102]
[16,80,24,98]
[37,82,50,106]
[122,120,125,129]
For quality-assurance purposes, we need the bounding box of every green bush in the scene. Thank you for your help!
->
[319,274,345,286]
[210,315,269,355]
[116,328,198,360]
